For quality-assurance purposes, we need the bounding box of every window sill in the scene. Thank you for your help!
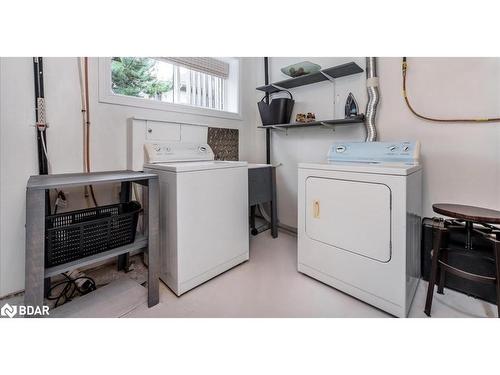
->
[98,92,242,121]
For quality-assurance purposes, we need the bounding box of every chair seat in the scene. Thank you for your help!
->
[433,203,500,224]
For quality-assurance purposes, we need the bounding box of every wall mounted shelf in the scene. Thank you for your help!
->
[256,62,363,94]
[258,115,365,132]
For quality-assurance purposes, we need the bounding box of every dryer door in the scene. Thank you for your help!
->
[305,177,391,262]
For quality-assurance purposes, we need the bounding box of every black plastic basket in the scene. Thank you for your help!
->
[45,201,142,267]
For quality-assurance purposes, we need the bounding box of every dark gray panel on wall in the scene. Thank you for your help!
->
[207,127,239,161]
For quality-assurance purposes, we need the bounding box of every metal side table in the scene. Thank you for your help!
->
[25,170,160,314]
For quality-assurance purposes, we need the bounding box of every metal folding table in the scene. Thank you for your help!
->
[24,170,160,314]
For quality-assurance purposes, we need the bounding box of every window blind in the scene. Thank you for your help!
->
[158,57,230,79]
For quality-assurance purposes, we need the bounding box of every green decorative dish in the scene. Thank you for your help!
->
[280,61,322,78]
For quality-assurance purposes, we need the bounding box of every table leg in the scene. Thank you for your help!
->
[425,226,447,317]
[250,205,257,236]
[437,248,447,294]
[44,277,51,298]
[465,220,473,250]
[493,239,500,318]
[117,181,131,271]
[270,167,278,238]
[24,189,46,315]
[145,178,160,307]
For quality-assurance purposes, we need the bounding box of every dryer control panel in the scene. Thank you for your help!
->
[327,141,420,164]
[145,142,215,163]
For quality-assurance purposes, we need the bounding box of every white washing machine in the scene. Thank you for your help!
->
[298,141,422,317]
[143,142,249,296]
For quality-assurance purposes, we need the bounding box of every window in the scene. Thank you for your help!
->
[99,57,240,119]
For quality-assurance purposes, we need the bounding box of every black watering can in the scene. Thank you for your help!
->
[258,90,294,126]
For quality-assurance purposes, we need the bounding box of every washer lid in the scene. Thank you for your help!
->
[298,161,421,176]
[145,160,247,172]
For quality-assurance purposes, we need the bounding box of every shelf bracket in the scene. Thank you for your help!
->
[271,125,288,134]
[271,84,287,92]
[319,71,336,118]
[320,122,336,131]
[319,71,336,83]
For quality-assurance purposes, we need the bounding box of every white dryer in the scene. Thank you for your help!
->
[144,142,249,296]
[298,141,422,317]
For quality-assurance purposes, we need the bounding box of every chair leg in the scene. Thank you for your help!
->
[493,239,500,318]
[425,226,446,317]
[438,250,447,295]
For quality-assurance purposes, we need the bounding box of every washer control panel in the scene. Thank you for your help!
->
[327,141,420,164]
[145,142,214,163]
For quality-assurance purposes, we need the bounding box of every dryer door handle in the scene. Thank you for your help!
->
[313,200,320,219]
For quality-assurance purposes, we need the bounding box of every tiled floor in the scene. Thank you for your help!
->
[3,231,496,318]
[123,231,497,318]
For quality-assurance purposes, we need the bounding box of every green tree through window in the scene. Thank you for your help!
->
[111,57,173,99]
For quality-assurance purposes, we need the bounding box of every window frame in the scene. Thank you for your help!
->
[98,57,242,120]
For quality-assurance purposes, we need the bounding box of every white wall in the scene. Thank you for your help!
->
[0,58,39,298]
[0,57,260,297]
[253,57,500,228]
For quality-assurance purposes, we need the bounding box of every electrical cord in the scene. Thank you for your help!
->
[34,61,70,215]
[39,128,69,214]
[39,129,51,172]
[47,272,96,308]
[53,190,67,214]
[402,57,500,123]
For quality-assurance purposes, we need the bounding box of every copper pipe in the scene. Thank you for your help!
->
[84,57,91,173]
[402,57,500,123]
[77,58,89,199]
[83,57,98,206]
